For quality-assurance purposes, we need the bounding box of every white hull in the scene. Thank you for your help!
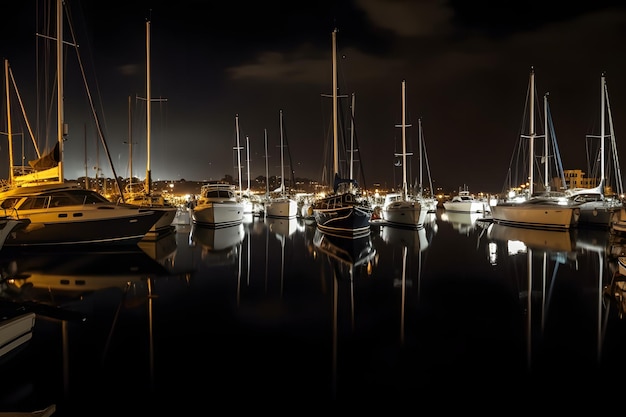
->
[265,198,298,219]
[490,200,580,230]
[443,200,489,213]
[147,206,178,232]
[381,200,427,228]
[192,182,244,227]
[191,202,244,227]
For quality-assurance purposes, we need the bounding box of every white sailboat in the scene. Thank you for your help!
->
[236,134,263,217]
[490,67,581,230]
[382,80,427,229]
[265,110,297,219]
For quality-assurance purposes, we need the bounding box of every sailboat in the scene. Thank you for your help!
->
[236,134,263,217]
[265,110,298,218]
[565,73,623,229]
[490,67,581,230]
[311,28,373,238]
[0,0,164,248]
[123,19,178,236]
[381,80,427,229]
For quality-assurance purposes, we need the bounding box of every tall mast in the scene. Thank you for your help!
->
[235,114,243,195]
[543,93,553,191]
[401,80,408,198]
[246,135,251,193]
[57,0,64,183]
[264,128,269,199]
[332,28,338,176]
[128,95,133,188]
[349,93,355,182]
[280,110,285,195]
[528,67,535,195]
[145,19,152,194]
[5,59,14,186]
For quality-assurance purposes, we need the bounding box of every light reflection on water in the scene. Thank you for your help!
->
[0,208,625,413]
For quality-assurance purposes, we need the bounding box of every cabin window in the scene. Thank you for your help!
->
[0,198,19,210]
[19,196,48,210]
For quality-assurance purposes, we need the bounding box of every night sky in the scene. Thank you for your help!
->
[2,0,626,193]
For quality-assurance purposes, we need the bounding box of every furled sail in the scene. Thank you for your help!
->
[28,142,60,170]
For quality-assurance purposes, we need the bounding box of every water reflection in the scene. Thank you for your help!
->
[482,221,615,372]
[189,223,244,265]
[487,223,576,253]
[1,212,626,411]
[441,211,484,235]
[0,248,168,308]
[137,230,178,270]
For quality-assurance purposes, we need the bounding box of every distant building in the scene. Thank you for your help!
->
[562,169,598,189]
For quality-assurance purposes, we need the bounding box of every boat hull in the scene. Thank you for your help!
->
[313,203,372,238]
[381,200,427,228]
[4,208,164,247]
[142,206,178,233]
[490,201,580,230]
[265,198,298,219]
[191,202,244,227]
[443,200,489,213]
[576,201,620,228]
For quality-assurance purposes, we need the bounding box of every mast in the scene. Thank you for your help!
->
[528,67,535,195]
[246,135,251,193]
[543,93,554,191]
[57,0,64,183]
[349,93,355,182]
[264,128,269,199]
[279,110,285,195]
[5,59,14,186]
[128,95,133,189]
[418,118,423,197]
[332,28,338,176]
[401,81,408,198]
[394,81,413,199]
[145,19,152,194]
[235,114,243,195]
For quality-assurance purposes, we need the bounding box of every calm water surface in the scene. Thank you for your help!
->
[1,208,626,414]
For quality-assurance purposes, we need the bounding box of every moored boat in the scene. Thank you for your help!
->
[490,67,581,230]
[191,181,244,227]
[311,29,372,238]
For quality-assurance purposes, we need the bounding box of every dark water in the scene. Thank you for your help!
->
[1,208,626,414]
